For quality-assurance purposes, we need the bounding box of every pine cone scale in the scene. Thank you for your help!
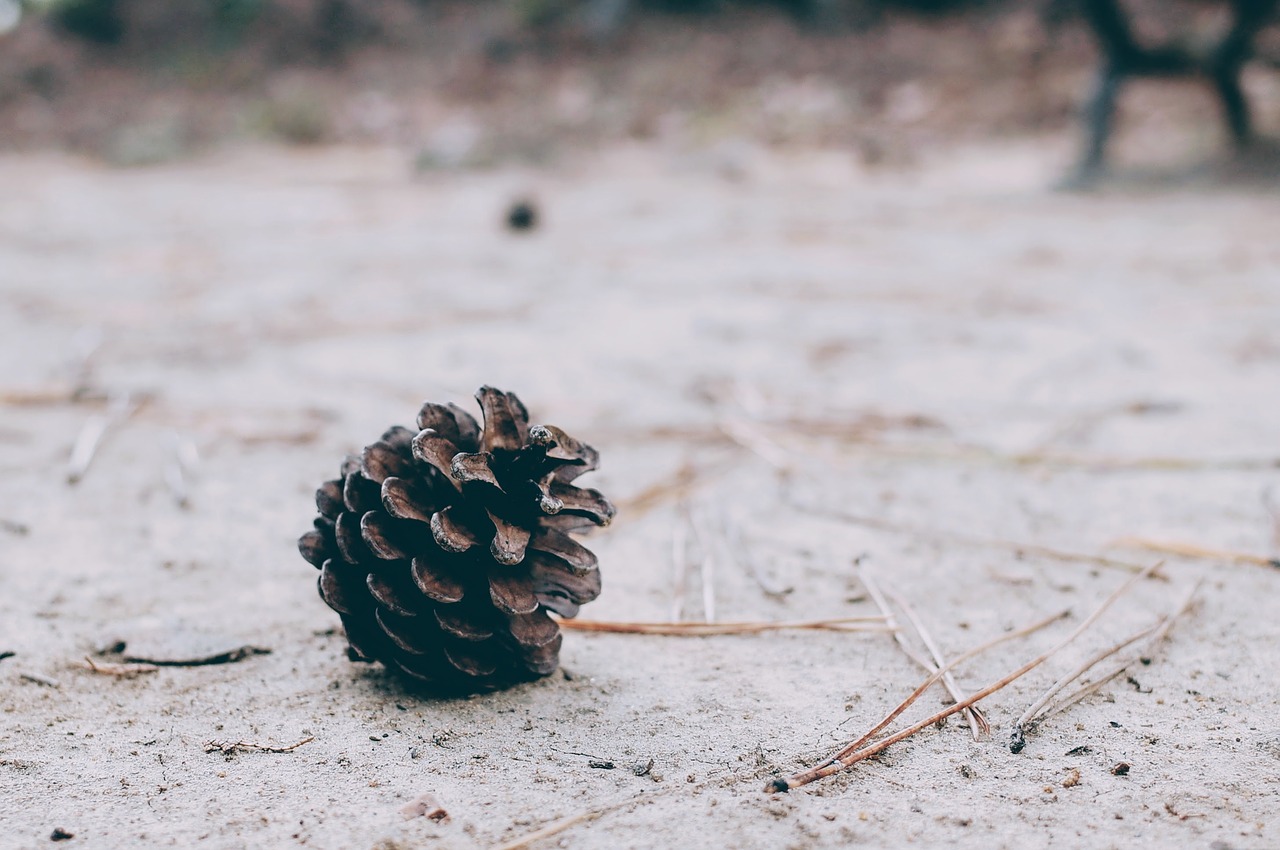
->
[529,527,598,574]
[318,560,362,615]
[476,386,528,452]
[316,480,344,518]
[488,512,532,564]
[366,572,422,618]
[359,512,412,560]
[489,570,539,615]
[434,604,495,641]
[298,530,329,568]
[411,431,465,486]
[380,477,434,523]
[343,472,381,514]
[361,440,412,484]
[444,643,499,678]
[430,507,479,552]
[504,609,558,645]
[410,556,467,603]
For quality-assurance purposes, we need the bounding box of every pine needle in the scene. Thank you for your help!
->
[557,616,890,636]
[770,562,1162,792]
[1030,581,1200,728]
[859,568,988,740]
[1107,536,1279,569]
[797,504,1155,575]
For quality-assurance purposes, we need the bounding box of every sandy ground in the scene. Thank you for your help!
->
[2,139,1280,850]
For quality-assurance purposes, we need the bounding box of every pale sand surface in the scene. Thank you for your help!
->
[1,142,1279,849]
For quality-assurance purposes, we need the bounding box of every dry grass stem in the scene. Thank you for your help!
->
[83,656,159,677]
[772,563,1162,792]
[1107,536,1279,569]
[859,569,988,740]
[18,672,61,688]
[557,616,890,636]
[203,736,315,755]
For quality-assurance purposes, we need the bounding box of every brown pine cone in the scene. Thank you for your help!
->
[298,387,614,693]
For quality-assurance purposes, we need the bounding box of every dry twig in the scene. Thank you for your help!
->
[203,736,314,755]
[121,645,271,667]
[83,656,159,678]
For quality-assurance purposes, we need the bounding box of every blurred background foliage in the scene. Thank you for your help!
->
[27,0,1001,51]
[0,0,1134,165]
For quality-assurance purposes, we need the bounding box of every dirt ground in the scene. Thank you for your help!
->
[2,131,1280,850]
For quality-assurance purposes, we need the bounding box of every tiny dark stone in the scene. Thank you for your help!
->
[0,651,14,663]
[50,828,74,841]
[1009,728,1026,754]
[1109,721,1122,728]
[631,759,654,777]
[506,200,538,232]
[1064,745,1092,757]
[766,778,790,793]
[1111,762,1131,776]
[1,518,29,536]
[588,759,615,770]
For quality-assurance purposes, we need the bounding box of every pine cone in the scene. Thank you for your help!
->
[298,387,614,693]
